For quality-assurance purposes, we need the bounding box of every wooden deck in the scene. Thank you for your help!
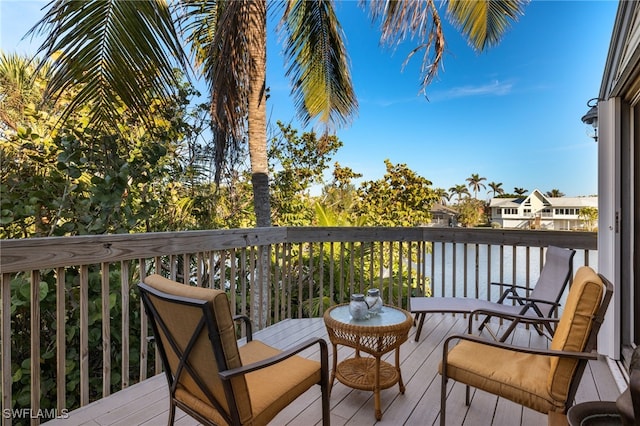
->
[43,313,622,426]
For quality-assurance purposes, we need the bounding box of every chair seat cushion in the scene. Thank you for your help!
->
[441,340,563,413]
[240,340,322,425]
[174,340,321,426]
[240,340,321,424]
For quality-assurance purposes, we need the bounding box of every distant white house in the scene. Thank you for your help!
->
[488,189,597,230]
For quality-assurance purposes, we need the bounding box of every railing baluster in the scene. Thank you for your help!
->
[79,265,89,406]
[329,242,335,307]
[31,270,41,424]
[487,245,492,301]
[138,261,148,382]
[2,272,11,426]
[55,267,66,411]
[307,243,314,318]
[319,243,325,315]
[101,262,111,398]
[121,261,129,390]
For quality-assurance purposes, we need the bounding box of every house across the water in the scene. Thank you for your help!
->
[489,189,598,230]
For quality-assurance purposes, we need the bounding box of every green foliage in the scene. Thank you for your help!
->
[355,159,438,226]
[456,198,487,227]
[579,206,598,231]
[449,183,470,203]
[9,267,151,413]
[268,122,342,226]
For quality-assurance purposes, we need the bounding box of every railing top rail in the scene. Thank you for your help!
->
[0,227,597,274]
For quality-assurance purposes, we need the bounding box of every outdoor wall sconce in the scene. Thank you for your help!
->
[581,98,599,142]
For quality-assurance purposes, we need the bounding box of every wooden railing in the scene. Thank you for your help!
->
[0,227,597,424]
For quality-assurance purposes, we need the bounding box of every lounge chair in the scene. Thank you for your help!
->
[439,266,613,426]
[410,245,576,342]
[138,274,330,426]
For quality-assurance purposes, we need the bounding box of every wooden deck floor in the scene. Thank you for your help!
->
[44,313,622,426]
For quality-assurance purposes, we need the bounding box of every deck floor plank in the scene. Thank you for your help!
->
[44,315,622,426]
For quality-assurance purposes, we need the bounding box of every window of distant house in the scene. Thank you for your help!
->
[555,208,577,215]
[502,208,517,215]
[524,209,531,215]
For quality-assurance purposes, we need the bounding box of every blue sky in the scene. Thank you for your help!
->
[1,0,617,199]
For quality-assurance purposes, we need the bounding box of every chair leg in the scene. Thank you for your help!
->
[440,374,447,426]
[498,319,520,342]
[321,383,330,426]
[320,342,330,426]
[415,312,426,342]
[465,385,470,405]
[167,400,176,426]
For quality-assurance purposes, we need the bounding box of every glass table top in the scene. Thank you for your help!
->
[329,304,408,327]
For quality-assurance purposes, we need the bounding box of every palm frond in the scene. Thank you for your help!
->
[282,0,358,131]
[28,0,188,132]
[366,0,445,94]
[446,0,529,50]
[178,0,253,184]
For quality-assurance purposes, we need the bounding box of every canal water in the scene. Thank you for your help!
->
[424,243,597,301]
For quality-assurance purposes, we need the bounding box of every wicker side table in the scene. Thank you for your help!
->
[323,304,413,420]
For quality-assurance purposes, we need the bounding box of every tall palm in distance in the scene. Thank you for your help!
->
[449,184,470,204]
[514,187,528,196]
[434,187,450,205]
[488,181,504,198]
[546,189,565,197]
[466,173,486,199]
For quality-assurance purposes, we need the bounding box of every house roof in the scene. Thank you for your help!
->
[489,190,597,209]
[430,203,457,215]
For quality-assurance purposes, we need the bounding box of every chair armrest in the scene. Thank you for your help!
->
[506,296,560,308]
[490,282,532,293]
[218,337,328,380]
[467,308,560,333]
[233,314,253,342]
[443,333,598,361]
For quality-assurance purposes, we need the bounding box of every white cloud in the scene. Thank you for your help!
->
[437,80,514,100]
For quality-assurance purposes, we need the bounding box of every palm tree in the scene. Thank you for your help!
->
[449,184,470,204]
[28,0,528,227]
[514,187,528,196]
[466,173,486,199]
[0,52,51,133]
[28,0,527,326]
[488,181,504,198]
[546,189,565,197]
[434,187,450,205]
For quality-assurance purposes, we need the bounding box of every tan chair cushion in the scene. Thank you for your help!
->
[240,341,322,425]
[442,340,558,412]
[144,275,322,426]
[440,266,605,414]
[143,275,251,423]
[547,267,604,401]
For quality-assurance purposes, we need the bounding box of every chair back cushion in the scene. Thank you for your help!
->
[143,274,252,424]
[547,266,604,401]
[530,246,575,317]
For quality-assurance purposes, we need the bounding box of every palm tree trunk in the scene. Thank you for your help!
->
[246,0,270,328]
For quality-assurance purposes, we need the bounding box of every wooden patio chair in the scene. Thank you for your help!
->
[438,266,613,426]
[410,245,576,342]
[138,274,330,426]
